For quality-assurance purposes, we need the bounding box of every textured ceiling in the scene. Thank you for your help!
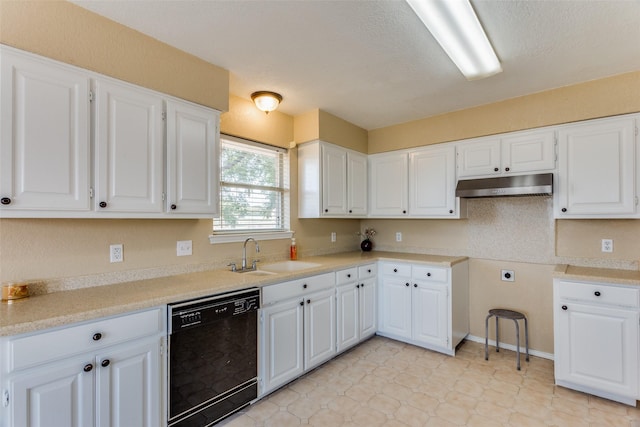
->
[72,0,640,130]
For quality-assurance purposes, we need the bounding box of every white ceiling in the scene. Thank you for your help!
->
[72,0,640,131]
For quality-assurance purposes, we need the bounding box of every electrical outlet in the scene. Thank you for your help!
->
[601,239,613,253]
[501,269,515,282]
[331,232,336,243]
[177,240,192,256]
[110,244,123,263]
[396,232,402,242]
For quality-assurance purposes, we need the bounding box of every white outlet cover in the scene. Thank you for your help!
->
[177,240,193,256]
[601,239,613,253]
[110,244,123,263]
[396,232,402,242]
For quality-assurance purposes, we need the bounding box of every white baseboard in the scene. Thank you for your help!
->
[465,334,554,361]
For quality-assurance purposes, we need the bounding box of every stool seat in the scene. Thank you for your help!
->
[488,308,526,320]
[485,308,529,370]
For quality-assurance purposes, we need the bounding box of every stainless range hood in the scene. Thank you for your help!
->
[455,173,553,198]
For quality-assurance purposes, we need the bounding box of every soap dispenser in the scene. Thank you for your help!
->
[290,237,297,260]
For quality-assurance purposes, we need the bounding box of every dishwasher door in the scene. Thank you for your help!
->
[168,288,259,427]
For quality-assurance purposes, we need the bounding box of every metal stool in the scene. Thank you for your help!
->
[485,308,529,370]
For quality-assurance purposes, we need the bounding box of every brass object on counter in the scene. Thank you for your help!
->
[2,282,30,302]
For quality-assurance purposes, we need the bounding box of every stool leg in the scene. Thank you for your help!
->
[514,319,521,370]
[524,317,530,362]
[495,316,500,353]
[485,314,491,361]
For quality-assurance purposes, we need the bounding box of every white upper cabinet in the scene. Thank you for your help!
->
[93,78,164,213]
[368,151,409,217]
[409,145,463,217]
[165,100,220,216]
[555,115,638,218]
[0,46,221,218]
[0,46,91,214]
[298,140,367,218]
[457,129,556,178]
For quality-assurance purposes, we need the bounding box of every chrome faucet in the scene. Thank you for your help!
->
[242,238,260,270]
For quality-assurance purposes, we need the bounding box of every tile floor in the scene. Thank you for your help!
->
[222,336,640,426]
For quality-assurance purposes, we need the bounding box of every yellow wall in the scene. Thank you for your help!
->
[0,0,229,111]
[369,71,640,153]
[294,109,368,153]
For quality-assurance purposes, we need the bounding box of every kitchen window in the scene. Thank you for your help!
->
[211,135,291,242]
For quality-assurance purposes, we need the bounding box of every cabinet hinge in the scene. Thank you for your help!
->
[2,389,8,407]
[89,91,94,102]
[162,111,166,121]
[89,187,94,199]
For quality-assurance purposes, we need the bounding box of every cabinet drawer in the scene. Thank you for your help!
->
[336,267,358,285]
[381,263,411,277]
[8,307,164,371]
[556,281,640,308]
[262,272,335,306]
[358,264,377,279]
[413,266,448,283]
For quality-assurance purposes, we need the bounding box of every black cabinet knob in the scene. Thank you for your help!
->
[0,197,11,205]
[405,283,410,287]
[413,284,417,288]
[449,210,454,214]
[303,283,308,289]
[393,268,398,273]
[171,204,177,210]
[84,364,93,372]
[101,359,110,368]
[561,208,567,212]
[561,305,568,311]
[99,201,107,208]
[93,333,102,341]
[402,210,407,214]
[505,167,510,172]
[307,299,311,304]
[356,284,360,288]
[300,301,304,306]
[347,274,351,278]
[367,269,371,273]
[494,167,499,172]
[324,209,328,212]
[427,272,431,277]
[594,291,601,297]
[349,210,352,213]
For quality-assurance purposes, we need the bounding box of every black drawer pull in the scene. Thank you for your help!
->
[99,201,107,208]
[347,274,351,278]
[92,333,102,341]
[101,359,110,368]
[303,283,308,289]
[561,305,568,311]
[171,204,177,210]
[427,272,431,277]
[1,197,11,205]
[84,364,93,372]
[594,291,601,297]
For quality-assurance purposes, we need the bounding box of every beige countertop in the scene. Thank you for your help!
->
[554,264,640,287]
[0,251,467,337]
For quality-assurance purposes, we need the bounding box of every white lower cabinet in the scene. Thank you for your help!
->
[554,279,640,405]
[260,273,336,396]
[1,307,165,427]
[378,261,469,356]
[336,264,377,353]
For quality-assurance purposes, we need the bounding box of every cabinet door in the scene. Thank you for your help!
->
[94,79,164,213]
[8,357,94,427]
[412,282,449,349]
[359,277,377,340]
[501,129,555,174]
[0,47,90,213]
[166,100,220,216]
[557,116,636,217]
[456,137,501,178]
[555,302,639,399]
[96,338,161,427]
[261,299,304,394]
[369,152,408,216]
[378,277,412,339]
[409,146,456,216]
[347,151,368,216]
[337,282,359,353]
[321,143,348,215]
[304,289,336,370]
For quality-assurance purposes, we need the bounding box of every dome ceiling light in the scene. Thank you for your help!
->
[251,91,283,114]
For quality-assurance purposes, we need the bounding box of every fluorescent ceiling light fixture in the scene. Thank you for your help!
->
[251,91,283,114]
[406,0,502,80]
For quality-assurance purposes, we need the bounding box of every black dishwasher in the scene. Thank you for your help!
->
[168,288,260,427]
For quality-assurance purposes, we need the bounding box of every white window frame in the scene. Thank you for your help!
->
[209,134,292,244]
